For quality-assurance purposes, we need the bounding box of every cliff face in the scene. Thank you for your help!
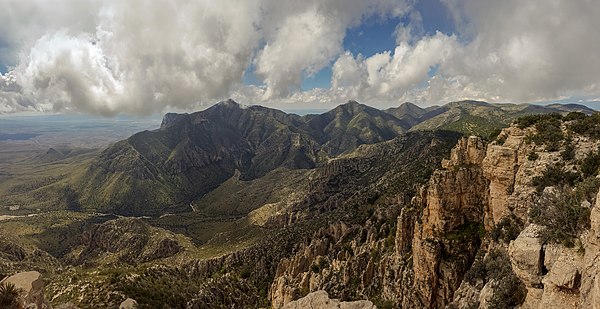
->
[268,136,490,308]
[269,119,600,309]
[450,123,600,309]
[412,136,488,308]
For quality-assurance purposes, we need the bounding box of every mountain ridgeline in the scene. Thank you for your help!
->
[2,99,600,309]
[74,99,594,215]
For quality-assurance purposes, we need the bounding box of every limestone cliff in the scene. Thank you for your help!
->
[412,136,488,308]
[449,119,600,309]
[268,116,600,309]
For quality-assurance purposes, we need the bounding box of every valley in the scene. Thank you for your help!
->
[1,100,599,308]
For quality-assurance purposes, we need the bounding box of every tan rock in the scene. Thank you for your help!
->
[544,250,581,290]
[281,290,375,309]
[508,224,544,287]
[482,145,519,228]
[119,298,138,309]
[539,283,579,309]
[413,137,489,308]
[580,190,600,309]
[450,281,480,309]
[520,287,543,309]
[0,271,51,309]
[271,276,299,308]
[477,279,495,309]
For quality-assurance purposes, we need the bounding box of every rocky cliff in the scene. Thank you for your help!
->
[412,136,488,308]
[269,113,600,309]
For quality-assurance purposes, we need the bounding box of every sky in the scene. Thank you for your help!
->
[0,0,599,116]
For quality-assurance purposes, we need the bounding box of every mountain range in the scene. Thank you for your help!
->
[1,99,600,308]
[72,99,594,215]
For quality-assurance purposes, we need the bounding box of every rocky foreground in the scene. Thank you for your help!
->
[2,112,600,308]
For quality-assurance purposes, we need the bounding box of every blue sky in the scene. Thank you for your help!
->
[301,0,456,91]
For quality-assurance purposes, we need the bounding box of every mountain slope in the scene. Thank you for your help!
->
[385,102,445,127]
[75,100,409,215]
[301,100,409,156]
[393,100,595,137]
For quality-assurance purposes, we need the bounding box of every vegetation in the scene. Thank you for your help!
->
[0,282,21,309]
[560,139,576,161]
[524,114,564,151]
[527,151,539,161]
[444,221,485,241]
[529,187,591,247]
[490,215,522,243]
[567,112,600,139]
[531,164,580,193]
[488,128,502,141]
[516,112,600,153]
[581,152,600,177]
[464,249,526,308]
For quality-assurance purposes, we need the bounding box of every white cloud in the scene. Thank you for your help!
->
[0,0,411,115]
[329,32,457,105]
[1,0,600,114]
[325,0,600,107]
[437,0,600,103]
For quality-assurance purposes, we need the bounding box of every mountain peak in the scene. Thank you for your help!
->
[217,98,241,107]
[447,100,492,108]
[160,112,189,129]
[333,100,368,114]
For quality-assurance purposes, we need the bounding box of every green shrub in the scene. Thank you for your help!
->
[317,257,329,270]
[531,164,580,193]
[575,176,600,203]
[496,134,507,145]
[581,152,600,177]
[0,282,21,309]
[520,114,565,151]
[514,113,563,129]
[488,271,527,309]
[491,215,522,243]
[529,187,591,247]
[488,129,502,141]
[444,221,485,241]
[564,111,587,122]
[568,112,600,139]
[527,151,539,161]
[464,249,526,308]
[561,142,576,161]
[310,263,320,273]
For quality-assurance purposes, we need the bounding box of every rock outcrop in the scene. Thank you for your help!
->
[70,218,183,265]
[119,298,138,309]
[0,271,52,309]
[508,224,545,288]
[281,290,375,309]
[412,136,489,308]
[581,189,600,309]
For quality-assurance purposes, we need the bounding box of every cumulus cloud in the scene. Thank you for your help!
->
[1,0,599,114]
[0,0,410,115]
[329,0,600,106]
[330,32,457,105]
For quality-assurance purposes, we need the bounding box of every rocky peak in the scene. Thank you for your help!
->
[442,135,487,168]
[160,112,189,129]
[412,136,489,308]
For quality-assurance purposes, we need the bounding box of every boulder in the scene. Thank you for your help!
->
[119,298,138,309]
[508,224,544,287]
[0,271,51,309]
[281,290,375,309]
